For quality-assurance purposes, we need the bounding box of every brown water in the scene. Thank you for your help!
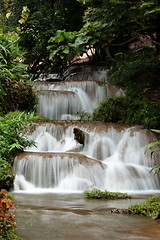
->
[13,193,160,240]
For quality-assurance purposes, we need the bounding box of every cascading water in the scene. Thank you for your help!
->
[13,66,160,193]
[14,122,160,193]
[34,80,108,120]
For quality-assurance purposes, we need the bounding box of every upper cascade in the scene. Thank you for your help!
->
[33,65,124,120]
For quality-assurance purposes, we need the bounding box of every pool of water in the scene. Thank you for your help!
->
[13,193,160,240]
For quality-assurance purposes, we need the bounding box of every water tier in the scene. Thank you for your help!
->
[14,122,160,193]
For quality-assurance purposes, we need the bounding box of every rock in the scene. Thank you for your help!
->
[152,213,160,222]
[73,128,86,145]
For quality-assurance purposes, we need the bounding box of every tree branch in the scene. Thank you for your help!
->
[110,34,140,46]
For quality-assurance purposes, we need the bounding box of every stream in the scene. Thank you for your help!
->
[14,192,160,240]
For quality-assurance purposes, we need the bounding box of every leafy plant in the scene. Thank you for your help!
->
[92,96,160,129]
[128,195,160,217]
[75,111,91,122]
[0,189,25,240]
[10,0,85,74]
[0,31,36,114]
[84,189,130,199]
[0,111,35,190]
[145,129,160,174]
[108,51,160,98]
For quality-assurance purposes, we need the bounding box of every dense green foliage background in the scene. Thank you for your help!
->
[0,31,36,114]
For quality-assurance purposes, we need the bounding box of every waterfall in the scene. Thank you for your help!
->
[34,80,124,120]
[14,152,105,192]
[13,67,160,193]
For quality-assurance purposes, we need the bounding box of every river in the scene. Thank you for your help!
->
[13,192,160,240]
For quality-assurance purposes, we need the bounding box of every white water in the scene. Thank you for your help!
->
[13,68,160,193]
[34,80,124,120]
[14,122,160,193]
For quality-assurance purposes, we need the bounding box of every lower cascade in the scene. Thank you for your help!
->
[13,122,160,193]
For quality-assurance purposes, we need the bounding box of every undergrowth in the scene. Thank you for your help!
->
[128,195,160,217]
[0,190,26,240]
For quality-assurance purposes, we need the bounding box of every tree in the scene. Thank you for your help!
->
[10,0,85,74]
[48,0,160,66]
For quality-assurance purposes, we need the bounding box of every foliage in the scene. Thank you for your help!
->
[0,111,35,190]
[128,194,160,217]
[48,21,108,63]
[54,0,85,32]
[10,0,85,74]
[48,30,77,63]
[145,129,160,174]
[75,111,91,122]
[83,189,130,199]
[0,31,36,114]
[92,97,160,129]
[108,51,160,98]
[92,50,160,129]
[0,159,13,191]
[48,0,160,66]
[0,189,25,240]
[0,0,13,27]
[6,0,160,73]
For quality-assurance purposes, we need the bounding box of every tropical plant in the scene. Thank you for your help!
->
[92,96,160,129]
[145,129,160,173]
[0,189,25,240]
[128,194,160,217]
[0,31,36,114]
[10,0,85,74]
[84,189,130,199]
[0,0,13,27]
[0,111,35,190]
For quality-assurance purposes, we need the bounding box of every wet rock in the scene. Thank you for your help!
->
[111,208,129,215]
[152,213,160,222]
[73,128,86,145]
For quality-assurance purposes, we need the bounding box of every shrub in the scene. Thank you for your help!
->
[92,97,160,129]
[83,189,130,199]
[108,51,160,98]
[128,195,160,217]
[0,189,25,240]
[0,111,35,190]
[92,51,160,129]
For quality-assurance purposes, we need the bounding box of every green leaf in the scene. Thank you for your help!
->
[145,141,160,154]
[151,129,160,134]
[145,7,160,15]
[62,47,70,54]
[140,2,154,9]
